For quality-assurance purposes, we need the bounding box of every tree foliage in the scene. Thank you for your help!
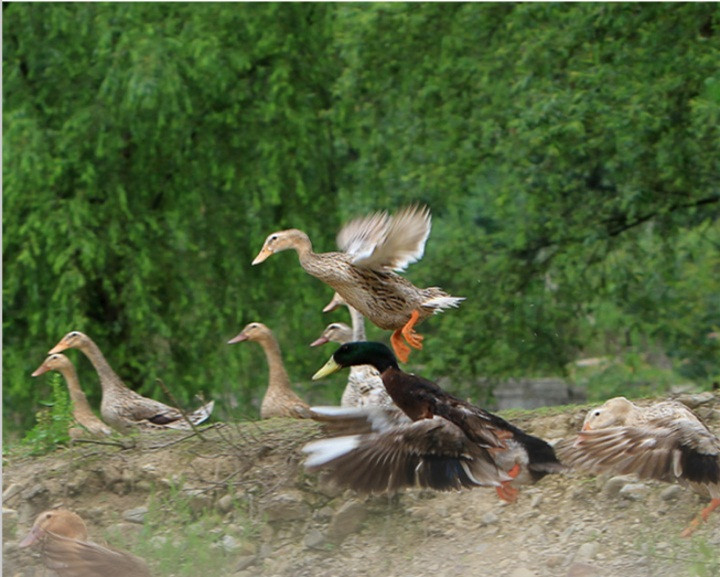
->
[4,3,719,435]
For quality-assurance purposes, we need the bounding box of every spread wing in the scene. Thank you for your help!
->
[303,414,509,494]
[42,533,152,577]
[337,205,431,271]
[558,417,720,486]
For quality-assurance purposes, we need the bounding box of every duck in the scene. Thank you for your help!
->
[19,509,152,577]
[307,342,563,498]
[31,354,113,438]
[228,322,311,419]
[48,331,214,432]
[311,293,395,408]
[557,396,720,537]
[252,205,464,362]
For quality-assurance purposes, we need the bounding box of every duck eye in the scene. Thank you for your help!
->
[270,235,278,241]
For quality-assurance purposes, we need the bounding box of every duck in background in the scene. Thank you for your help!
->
[49,331,214,432]
[228,322,311,419]
[252,205,463,362]
[31,354,113,438]
[19,509,152,577]
[311,292,394,408]
[306,342,563,498]
[558,396,720,537]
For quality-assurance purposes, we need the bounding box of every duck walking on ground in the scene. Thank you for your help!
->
[32,354,113,438]
[228,322,311,419]
[19,509,152,577]
[306,342,563,497]
[49,331,214,432]
[252,205,463,362]
[558,396,720,537]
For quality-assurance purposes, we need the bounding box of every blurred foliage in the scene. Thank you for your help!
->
[4,3,719,436]
[12,374,72,456]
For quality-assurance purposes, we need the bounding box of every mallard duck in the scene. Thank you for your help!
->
[252,205,464,362]
[31,354,113,438]
[228,322,311,419]
[308,342,563,498]
[558,396,720,537]
[48,331,214,432]
[19,509,152,577]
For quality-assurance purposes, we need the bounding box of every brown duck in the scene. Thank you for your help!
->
[252,205,463,362]
[48,331,214,432]
[307,342,563,497]
[19,509,151,577]
[32,354,113,438]
[558,396,720,537]
[228,322,311,419]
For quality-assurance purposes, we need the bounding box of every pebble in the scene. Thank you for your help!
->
[123,506,148,524]
[481,512,499,526]
[602,475,636,497]
[618,483,648,501]
[217,494,234,513]
[660,485,683,501]
[574,541,599,562]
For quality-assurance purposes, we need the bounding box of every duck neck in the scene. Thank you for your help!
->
[57,364,96,422]
[348,306,366,341]
[258,334,292,392]
[77,338,126,393]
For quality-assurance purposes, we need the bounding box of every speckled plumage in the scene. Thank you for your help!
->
[252,205,463,361]
[558,396,720,536]
[48,332,214,432]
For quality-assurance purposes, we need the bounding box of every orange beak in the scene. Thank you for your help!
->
[251,247,273,265]
[227,333,249,344]
[48,340,68,355]
[31,363,50,377]
[582,422,592,431]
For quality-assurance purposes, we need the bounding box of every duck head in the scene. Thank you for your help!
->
[310,323,353,347]
[19,509,88,547]
[31,354,72,377]
[48,331,89,354]
[582,396,634,430]
[252,229,310,265]
[228,322,272,344]
[313,342,398,379]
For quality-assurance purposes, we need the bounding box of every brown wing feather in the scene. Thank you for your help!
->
[42,532,152,577]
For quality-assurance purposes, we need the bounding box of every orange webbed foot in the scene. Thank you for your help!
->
[495,483,519,503]
[401,310,424,350]
[391,330,411,363]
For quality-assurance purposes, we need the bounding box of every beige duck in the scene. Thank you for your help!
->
[311,293,394,408]
[48,331,214,432]
[32,354,113,438]
[228,322,311,419]
[252,205,463,362]
[19,509,152,577]
[558,396,720,537]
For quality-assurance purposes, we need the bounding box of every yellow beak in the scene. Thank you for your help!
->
[312,357,342,380]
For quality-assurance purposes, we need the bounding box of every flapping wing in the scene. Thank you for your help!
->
[558,417,720,486]
[337,205,431,271]
[303,416,509,494]
[43,534,152,577]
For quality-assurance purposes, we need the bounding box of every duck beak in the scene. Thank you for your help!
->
[31,362,50,377]
[19,525,43,548]
[227,333,249,344]
[48,340,68,355]
[252,246,273,265]
[309,336,329,347]
[581,423,592,431]
[322,292,344,313]
[312,357,342,380]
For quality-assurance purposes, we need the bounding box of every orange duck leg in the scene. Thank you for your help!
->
[495,463,521,503]
[391,310,424,362]
[680,498,720,538]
